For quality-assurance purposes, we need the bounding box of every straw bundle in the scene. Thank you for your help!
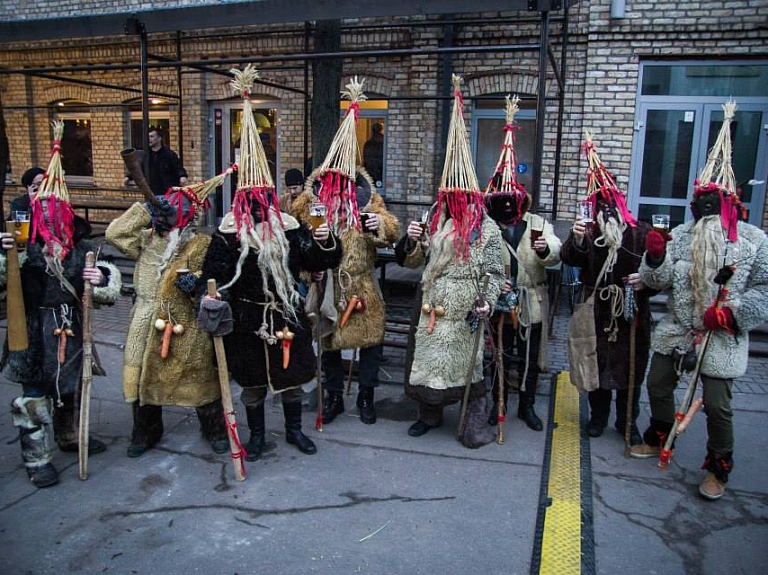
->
[485,95,525,195]
[581,129,636,227]
[165,164,237,229]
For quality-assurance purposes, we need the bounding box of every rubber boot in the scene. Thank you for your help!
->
[54,394,107,455]
[356,387,376,425]
[196,399,229,454]
[127,402,164,458]
[283,401,317,454]
[11,396,59,488]
[244,403,266,462]
[586,388,611,438]
[322,391,345,424]
[517,377,543,432]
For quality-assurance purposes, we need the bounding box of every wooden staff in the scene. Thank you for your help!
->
[457,273,491,439]
[314,280,325,431]
[207,279,246,481]
[496,313,506,445]
[121,148,161,207]
[78,252,95,480]
[4,241,28,351]
[624,317,637,458]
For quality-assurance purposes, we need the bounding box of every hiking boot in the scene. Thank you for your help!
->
[322,392,345,424]
[699,472,726,500]
[629,443,662,459]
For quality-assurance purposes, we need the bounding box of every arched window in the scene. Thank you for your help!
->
[53,99,93,183]
[125,97,171,150]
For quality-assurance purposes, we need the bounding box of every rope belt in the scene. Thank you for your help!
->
[598,284,624,343]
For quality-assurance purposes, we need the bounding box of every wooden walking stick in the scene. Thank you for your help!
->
[314,281,325,431]
[457,273,491,439]
[4,219,28,351]
[496,312,506,445]
[78,252,95,480]
[624,282,637,459]
[207,279,246,481]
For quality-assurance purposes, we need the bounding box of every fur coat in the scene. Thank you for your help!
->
[0,217,120,398]
[561,222,653,390]
[106,203,221,407]
[639,219,768,379]
[202,210,342,390]
[397,214,504,405]
[291,190,401,351]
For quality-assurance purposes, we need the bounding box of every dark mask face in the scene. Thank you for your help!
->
[691,193,721,220]
[597,201,619,223]
[487,195,519,224]
[249,192,274,223]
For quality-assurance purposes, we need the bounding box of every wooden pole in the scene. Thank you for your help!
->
[496,313,506,445]
[207,279,246,481]
[5,244,28,351]
[78,251,95,480]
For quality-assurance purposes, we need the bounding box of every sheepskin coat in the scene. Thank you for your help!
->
[561,222,653,390]
[639,219,768,379]
[291,190,401,351]
[202,210,342,390]
[106,203,221,407]
[496,212,561,370]
[398,214,504,404]
[1,217,120,398]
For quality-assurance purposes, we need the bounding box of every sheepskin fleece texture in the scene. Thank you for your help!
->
[561,222,654,390]
[639,219,768,379]
[201,213,342,390]
[400,215,504,396]
[1,218,120,397]
[106,203,220,407]
[292,190,401,351]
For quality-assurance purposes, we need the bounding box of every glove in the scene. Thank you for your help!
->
[703,304,737,333]
[146,198,177,233]
[714,265,735,286]
[645,229,670,260]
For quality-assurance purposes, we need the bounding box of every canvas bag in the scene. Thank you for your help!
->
[567,257,610,393]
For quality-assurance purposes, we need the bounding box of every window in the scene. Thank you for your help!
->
[341,99,388,191]
[53,99,93,184]
[126,97,171,150]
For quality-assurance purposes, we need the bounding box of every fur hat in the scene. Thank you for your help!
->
[581,130,637,227]
[433,75,485,260]
[484,95,531,223]
[693,99,744,242]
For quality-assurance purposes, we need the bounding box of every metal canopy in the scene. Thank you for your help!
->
[0,0,573,42]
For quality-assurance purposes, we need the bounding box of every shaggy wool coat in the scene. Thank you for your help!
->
[0,218,120,398]
[639,219,768,379]
[202,211,342,390]
[291,190,401,351]
[398,215,505,405]
[561,222,653,390]
[106,203,221,407]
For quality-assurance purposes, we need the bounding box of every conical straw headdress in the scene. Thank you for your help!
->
[694,99,744,241]
[581,130,636,227]
[434,74,484,261]
[484,95,529,222]
[164,164,237,229]
[229,64,282,237]
[31,120,77,261]
[312,76,368,233]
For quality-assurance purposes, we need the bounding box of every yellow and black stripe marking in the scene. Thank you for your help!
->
[530,371,595,575]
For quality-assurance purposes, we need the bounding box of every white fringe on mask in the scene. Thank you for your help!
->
[594,210,626,274]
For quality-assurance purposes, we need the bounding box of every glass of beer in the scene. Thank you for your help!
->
[308,203,327,231]
[578,199,594,230]
[530,215,545,248]
[419,209,429,236]
[652,214,670,233]
[6,211,31,250]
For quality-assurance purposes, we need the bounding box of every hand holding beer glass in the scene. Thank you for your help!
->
[308,203,327,231]
[530,215,547,251]
[652,214,670,233]
[5,211,31,251]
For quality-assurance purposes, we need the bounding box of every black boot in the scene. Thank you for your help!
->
[54,394,107,455]
[12,397,59,488]
[244,403,266,462]
[518,381,543,432]
[356,387,376,425]
[283,402,317,454]
[586,389,611,438]
[322,391,345,424]
[127,402,164,458]
[196,399,229,454]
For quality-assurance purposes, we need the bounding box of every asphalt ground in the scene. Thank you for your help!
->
[1,293,767,575]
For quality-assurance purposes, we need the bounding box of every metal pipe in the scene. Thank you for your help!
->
[303,21,310,170]
[176,31,184,163]
[140,25,150,176]
[551,8,570,218]
[532,11,550,210]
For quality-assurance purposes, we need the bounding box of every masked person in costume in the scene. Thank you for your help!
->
[1,122,121,488]
[200,66,342,461]
[484,96,561,433]
[561,132,653,445]
[291,77,400,426]
[106,167,236,458]
[396,76,504,445]
[631,101,768,500]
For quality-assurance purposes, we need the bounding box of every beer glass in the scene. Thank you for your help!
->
[652,214,670,233]
[530,215,545,248]
[6,211,31,250]
[578,200,594,230]
[308,203,327,231]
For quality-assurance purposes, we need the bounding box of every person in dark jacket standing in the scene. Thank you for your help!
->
[124,128,188,196]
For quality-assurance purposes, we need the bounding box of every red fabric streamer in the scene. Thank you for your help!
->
[693,179,743,242]
[223,412,247,477]
[30,196,76,260]
[346,102,360,121]
[432,189,486,261]
[164,186,212,229]
[231,186,283,240]
[317,169,361,231]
